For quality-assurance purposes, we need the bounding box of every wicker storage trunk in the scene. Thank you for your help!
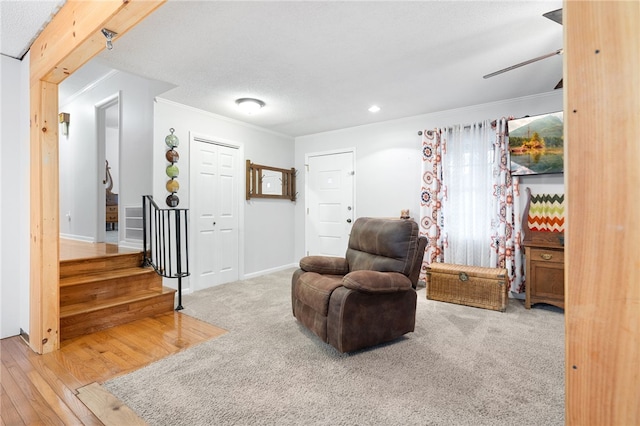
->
[426,263,509,312]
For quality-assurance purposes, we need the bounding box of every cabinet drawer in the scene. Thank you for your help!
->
[529,247,564,263]
[106,214,118,222]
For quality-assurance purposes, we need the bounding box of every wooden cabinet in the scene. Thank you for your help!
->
[106,205,118,230]
[524,243,564,309]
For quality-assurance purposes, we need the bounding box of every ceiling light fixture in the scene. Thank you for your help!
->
[236,98,266,114]
[368,105,381,113]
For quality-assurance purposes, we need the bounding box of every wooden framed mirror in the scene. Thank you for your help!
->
[246,160,296,201]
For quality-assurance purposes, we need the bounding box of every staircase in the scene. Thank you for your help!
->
[59,250,176,341]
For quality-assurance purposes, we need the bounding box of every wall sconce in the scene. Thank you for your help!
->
[59,112,70,136]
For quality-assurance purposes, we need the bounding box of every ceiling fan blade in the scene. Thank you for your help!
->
[554,78,563,90]
[543,8,563,25]
[483,48,563,79]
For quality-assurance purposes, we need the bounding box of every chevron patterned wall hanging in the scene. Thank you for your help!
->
[528,193,565,233]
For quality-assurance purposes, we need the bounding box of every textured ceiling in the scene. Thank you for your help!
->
[2,0,563,137]
[0,0,65,60]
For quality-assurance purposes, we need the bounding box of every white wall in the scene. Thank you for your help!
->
[294,90,564,261]
[0,53,31,338]
[59,70,173,242]
[153,99,296,288]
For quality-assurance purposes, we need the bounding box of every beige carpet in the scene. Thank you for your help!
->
[104,268,564,425]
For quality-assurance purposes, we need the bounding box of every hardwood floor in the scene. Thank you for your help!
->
[60,240,139,262]
[1,312,226,425]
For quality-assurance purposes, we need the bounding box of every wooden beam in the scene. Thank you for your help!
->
[564,1,640,424]
[30,0,166,85]
[29,0,166,354]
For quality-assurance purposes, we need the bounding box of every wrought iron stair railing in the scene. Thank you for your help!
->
[142,195,189,310]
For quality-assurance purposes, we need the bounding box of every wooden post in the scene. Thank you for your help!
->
[29,0,165,354]
[565,1,640,424]
[29,80,59,354]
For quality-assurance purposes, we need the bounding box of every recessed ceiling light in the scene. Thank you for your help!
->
[368,105,381,113]
[236,98,265,114]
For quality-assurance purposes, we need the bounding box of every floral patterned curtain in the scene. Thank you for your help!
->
[489,118,525,293]
[419,118,525,293]
[419,129,446,274]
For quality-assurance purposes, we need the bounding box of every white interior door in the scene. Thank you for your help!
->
[215,148,239,284]
[305,150,355,256]
[191,137,240,290]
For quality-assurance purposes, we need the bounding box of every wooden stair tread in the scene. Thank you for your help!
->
[60,266,156,287]
[60,287,176,318]
[60,252,145,279]
[60,250,141,264]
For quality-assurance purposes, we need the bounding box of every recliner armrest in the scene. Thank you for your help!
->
[342,271,412,294]
[299,256,349,275]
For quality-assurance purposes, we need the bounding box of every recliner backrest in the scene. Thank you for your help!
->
[408,236,427,288]
[345,217,419,276]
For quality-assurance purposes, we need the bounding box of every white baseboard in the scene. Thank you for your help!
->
[60,233,94,242]
[118,240,143,250]
[243,263,298,280]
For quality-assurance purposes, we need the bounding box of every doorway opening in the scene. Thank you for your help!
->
[96,93,121,244]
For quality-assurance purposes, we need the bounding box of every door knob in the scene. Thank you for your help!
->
[346,219,352,223]
[213,222,216,226]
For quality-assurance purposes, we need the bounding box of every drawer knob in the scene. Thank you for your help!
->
[541,253,553,260]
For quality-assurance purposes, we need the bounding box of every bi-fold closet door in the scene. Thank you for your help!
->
[190,136,240,290]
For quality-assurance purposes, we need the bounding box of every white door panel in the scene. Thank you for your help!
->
[219,175,234,218]
[216,147,238,284]
[219,228,235,272]
[306,151,355,257]
[197,230,216,276]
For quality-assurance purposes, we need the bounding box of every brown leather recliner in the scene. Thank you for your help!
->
[292,217,427,353]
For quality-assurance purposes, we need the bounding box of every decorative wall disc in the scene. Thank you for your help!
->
[165,128,179,148]
[166,164,179,178]
[165,149,179,163]
[166,193,180,207]
[166,179,180,193]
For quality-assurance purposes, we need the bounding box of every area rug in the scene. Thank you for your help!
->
[103,268,564,425]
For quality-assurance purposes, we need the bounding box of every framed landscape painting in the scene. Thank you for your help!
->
[508,111,564,176]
